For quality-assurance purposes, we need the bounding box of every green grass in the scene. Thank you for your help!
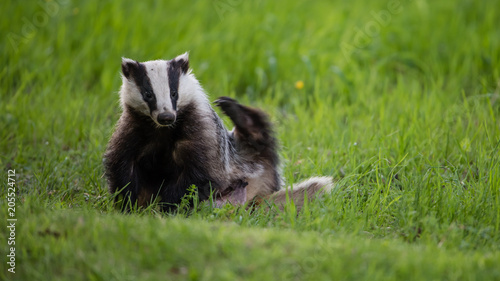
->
[1,0,500,280]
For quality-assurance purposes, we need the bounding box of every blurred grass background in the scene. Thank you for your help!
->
[1,0,500,280]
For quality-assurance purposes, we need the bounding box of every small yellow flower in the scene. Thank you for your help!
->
[295,80,304,90]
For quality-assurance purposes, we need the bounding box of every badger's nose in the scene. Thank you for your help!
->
[157,112,176,126]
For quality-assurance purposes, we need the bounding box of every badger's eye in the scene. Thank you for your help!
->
[145,92,153,99]
[171,90,178,99]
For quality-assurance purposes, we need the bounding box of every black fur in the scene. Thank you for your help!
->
[215,97,281,199]
[215,97,279,168]
[122,60,157,113]
[106,58,281,213]
[104,102,218,212]
[167,57,188,111]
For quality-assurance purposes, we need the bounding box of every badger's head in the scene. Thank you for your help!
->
[119,52,204,126]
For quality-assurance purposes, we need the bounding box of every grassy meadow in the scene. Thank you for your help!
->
[1,0,500,280]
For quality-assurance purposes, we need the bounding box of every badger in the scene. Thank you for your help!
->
[104,52,333,212]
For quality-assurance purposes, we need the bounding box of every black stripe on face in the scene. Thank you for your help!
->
[167,58,188,111]
[122,60,157,113]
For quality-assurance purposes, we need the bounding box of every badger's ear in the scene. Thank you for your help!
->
[174,52,189,74]
[121,58,138,79]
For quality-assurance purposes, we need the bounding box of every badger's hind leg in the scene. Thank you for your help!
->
[214,97,281,200]
[214,97,275,152]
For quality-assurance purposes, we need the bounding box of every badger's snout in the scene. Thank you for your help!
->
[157,112,176,126]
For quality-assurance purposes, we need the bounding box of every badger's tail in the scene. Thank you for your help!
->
[254,176,334,211]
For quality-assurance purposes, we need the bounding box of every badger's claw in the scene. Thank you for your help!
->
[215,96,250,129]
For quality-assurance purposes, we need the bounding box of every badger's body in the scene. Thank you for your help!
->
[104,53,331,212]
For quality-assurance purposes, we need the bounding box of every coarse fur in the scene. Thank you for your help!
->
[104,53,332,212]
[255,176,334,211]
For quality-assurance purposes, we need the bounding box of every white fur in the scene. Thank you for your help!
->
[119,54,212,126]
[177,72,211,115]
[291,176,334,192]
[144,60,176,123]
[174,52,189,62]
[120,58,149,115]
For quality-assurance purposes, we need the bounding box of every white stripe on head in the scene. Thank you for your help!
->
[142,60,175,123]
[119,54,212,125]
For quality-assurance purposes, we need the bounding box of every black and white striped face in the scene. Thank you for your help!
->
[120,53,202,126]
